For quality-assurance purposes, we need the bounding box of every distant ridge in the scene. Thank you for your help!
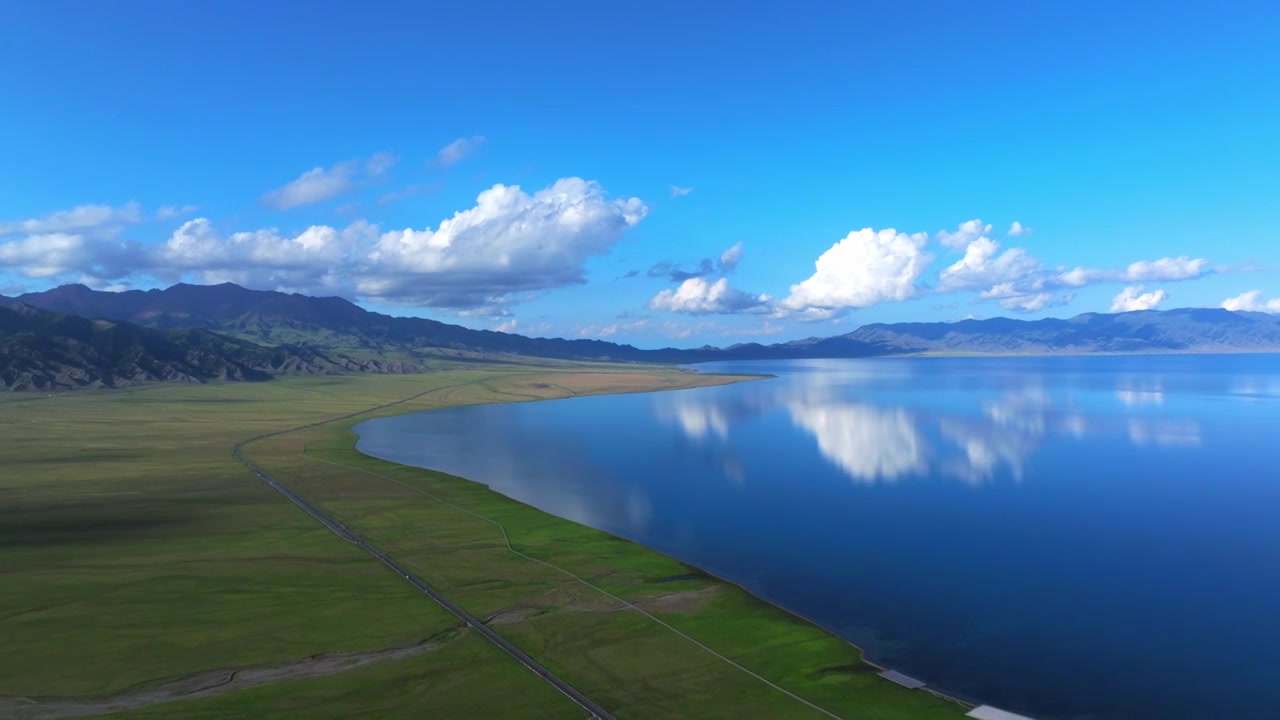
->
[789,308,1280,355]
[3,283,1280,390]
[0,303,368,391]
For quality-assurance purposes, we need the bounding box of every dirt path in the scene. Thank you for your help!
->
[0,634,460,720]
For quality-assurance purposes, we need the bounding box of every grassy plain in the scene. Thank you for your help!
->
[0,367,968,719]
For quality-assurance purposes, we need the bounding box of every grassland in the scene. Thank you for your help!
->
[1,367,969,719]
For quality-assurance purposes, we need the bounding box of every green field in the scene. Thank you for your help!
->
[1,368,970,719]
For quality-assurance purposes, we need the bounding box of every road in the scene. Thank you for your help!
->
[231,442,615,720]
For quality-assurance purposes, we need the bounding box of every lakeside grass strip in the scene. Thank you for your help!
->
[299,449,844,720]
[248,372,972,719]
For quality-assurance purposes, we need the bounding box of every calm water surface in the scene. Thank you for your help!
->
[355,356,1280,720]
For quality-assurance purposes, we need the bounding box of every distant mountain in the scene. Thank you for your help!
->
[0,304,395,391]
[3,284,1279,383]
[809,309,1280,355]
[0,283,743,364]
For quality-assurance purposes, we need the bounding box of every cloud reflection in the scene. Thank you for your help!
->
[660,399,730,440]
[658,371,1207,486]
[787,403,927,483]
[1127,419,1202,447]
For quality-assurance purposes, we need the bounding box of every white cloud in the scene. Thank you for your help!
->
[261,152,395,210]
[157,217,365,294]
[2,177,647,312]
[1124,256,1208,282]
[365,178,646,306]
[670,185,693,198]
[939,239,1043,293]
[718,241,743,272]
[998,292,1058,313]
[1058,256,1211,287]
[1008,221,1032,237]
[1222,290,1280,313]
[0,234,93,278]
[1110,285,1167,312]
[648,277,769,315]
[494,319,518,333]
[577,318,653,338]
[781,227,931,315]
[937,219,992,251]
[0,202,142,237]
[261,162,357,210]
[1055,267,1098,287]
[155,204,199,220]
[434,136,486,166]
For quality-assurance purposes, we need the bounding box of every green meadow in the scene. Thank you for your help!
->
[1,368,968,719]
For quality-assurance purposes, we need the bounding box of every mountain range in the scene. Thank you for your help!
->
[2,282,1279,390]
[0,303,348,391]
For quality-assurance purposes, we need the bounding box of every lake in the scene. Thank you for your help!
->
[353,355,1280,720]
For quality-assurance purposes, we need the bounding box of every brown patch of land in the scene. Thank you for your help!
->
[0,634,460,720]
[634,585,721,613]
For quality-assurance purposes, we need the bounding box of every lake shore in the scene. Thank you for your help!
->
[2,367,976,719]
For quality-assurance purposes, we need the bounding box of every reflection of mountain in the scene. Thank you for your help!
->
[787,403,927,483]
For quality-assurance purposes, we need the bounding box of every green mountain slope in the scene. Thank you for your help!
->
[0,304,368,391]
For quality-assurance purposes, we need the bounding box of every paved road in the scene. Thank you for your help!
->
[231,442,614,720]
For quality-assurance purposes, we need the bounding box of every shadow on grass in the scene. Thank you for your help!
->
[1,499,205,548]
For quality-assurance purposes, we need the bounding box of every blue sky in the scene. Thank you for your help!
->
[3,1,1279,347]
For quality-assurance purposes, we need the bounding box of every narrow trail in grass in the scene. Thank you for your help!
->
[300,449,846,720]
[0,634,462,720]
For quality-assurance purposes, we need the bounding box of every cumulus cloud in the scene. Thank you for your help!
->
[938,236,1043,293]
[1110,285,1167,312]
[1222,290,1280,313]
[156,218,366,294]
[928,220,1210,314]
[494,319,518,333]
[365,178,646,306]
[648,277,769,315]
[1058,256,1211,287]
[155,204,199,220]
[0,202,142,236]
[780,227,931,316]
[1124,256,1208,282]
[1,178,647,312]
[670,185,693,198]
[434,136,486,166]
[938,219,992,251]
[718,241,743,272]
[0,232,140,280]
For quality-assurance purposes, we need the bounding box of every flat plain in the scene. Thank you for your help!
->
[1,367,968,719]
